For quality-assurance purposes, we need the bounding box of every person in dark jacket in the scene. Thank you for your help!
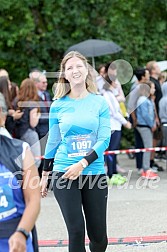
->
[29,70,52,177]
[146,61,163,170]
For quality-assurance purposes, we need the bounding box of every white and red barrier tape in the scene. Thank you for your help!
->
[35,146,167,160]
[104,146,167,155]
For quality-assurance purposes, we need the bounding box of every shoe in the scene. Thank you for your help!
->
[137,169,143,175]
[157,166,164,172]
[161,154,167,161]
[115,174,127,181]
[150,167,158,173]
[151,161,164,172]
[110,174,127,185]
[154,153,162,161]
[141,170,158,180]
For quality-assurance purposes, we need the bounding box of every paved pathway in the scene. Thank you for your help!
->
[37,155,167,252]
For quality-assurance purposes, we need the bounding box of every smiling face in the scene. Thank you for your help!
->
[64,56,88,88]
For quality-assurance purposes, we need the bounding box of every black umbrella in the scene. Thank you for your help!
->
[65,39,122,68]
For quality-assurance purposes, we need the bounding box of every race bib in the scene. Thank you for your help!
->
[0,174,17,220]
[67,133,96,157]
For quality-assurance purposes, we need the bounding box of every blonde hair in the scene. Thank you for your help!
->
[54,51,98,99]
[146,61,156,74]
[0,69,9,79]
[159,71,167,83]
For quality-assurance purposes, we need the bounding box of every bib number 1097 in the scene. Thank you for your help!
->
[71,140,91,150]
[67,133,96,157]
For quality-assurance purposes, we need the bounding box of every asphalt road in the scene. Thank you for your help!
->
[37,154,167,252]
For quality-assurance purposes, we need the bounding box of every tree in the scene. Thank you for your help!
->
[0,0,166,84]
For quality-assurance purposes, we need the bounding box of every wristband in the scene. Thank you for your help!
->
[16,228,29,240]
[43,158,54,171]
[84,149,98,165]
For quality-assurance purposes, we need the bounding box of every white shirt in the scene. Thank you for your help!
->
[102,90,127,131]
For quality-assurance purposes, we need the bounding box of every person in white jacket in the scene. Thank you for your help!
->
[102,79,131,185]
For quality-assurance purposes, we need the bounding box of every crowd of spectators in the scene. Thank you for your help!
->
[0,60,167,184]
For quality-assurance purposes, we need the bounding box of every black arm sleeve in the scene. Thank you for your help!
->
[43,158,54,171]
[84,149,98,165]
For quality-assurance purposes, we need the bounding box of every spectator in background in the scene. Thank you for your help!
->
[102,77,131,185]
[146,61,162,115]
[127,68,150,173]
[97,62,126,107]
[98,62,128,173]
[29,70,52,177]
[10,82,19,105]
[96,64,106,93]
[131,68,150,92]
[0,69,23,133]
[129,68,150,167]
[0,68,12,92]
[105,62,126,104]
[0,69,19,101]
[0,91,7,116]
[156,72,167,161]
[98,64,106,77]
[0,76,23,135]
[146,61,163,170]
[14,78,41,168]
[0,92,7,114]
[136,81,158,179]
[29,70,51,139]
[158,71,167,85]
[0,69,9,78]
[0,77,12,111]
[159,82,167,150]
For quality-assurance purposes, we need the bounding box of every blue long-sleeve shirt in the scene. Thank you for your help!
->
[44,93,111,175]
